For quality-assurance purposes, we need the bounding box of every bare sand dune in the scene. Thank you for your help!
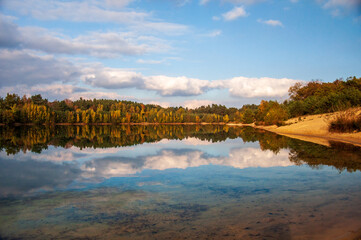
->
[257,108,361,147]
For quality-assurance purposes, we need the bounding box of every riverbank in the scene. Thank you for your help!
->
[254,109,361,147]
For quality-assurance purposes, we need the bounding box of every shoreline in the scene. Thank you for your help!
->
[254,110,361,147]
[256,125,361,147]
[1,116,361,147]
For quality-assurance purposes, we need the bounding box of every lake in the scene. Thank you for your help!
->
[1,125,361,239]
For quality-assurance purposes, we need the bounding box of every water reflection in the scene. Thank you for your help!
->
[80,148,292,178]
[0,125,361,198]
[1,125,361,172]
[1,126,361,239]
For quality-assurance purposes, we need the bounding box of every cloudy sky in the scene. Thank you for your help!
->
[0,0,360,108]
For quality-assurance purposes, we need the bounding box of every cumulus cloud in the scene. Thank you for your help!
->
[143,75,211,96]
[258,19,284,27]
[0,50,299,99]
[82,68,215,96]
[83,67,144,89]
[217,77,299,98]
[222,6,248,21]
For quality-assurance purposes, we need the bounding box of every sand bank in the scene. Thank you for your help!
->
[254,109,361,147]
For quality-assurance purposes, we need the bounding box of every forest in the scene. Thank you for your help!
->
[0,76,360,126]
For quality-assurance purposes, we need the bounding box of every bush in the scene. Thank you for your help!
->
[329,110,361,133]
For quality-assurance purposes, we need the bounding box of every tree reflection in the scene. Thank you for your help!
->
[1,125,361,172]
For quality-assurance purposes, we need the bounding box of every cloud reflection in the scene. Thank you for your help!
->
[0,141,293,196]
[81,147,293,178]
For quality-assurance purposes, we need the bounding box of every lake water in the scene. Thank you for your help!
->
[1,125,361,239]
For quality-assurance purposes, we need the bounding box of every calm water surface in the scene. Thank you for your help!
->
[0,125,361,239]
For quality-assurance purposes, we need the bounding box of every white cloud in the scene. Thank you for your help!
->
[83,67,143,89]
[217,77,299,98]
[4,0,147,23]
[0,50,300,99]
[137,59,165,64]
[143,75,211,96]
[0,18,171,58]
[3,0,189,35]
[0,82,124,101]
[21,28,151,57]
[212,16,221,21]
[258,19,284,27]
[222,6,248,21]
[182,100,214,109]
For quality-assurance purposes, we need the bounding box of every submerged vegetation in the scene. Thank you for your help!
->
[0,77,360,128]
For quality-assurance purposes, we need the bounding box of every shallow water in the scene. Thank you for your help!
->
[0,125,361,239]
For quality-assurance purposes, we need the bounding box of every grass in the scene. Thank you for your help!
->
[329,110,361,133]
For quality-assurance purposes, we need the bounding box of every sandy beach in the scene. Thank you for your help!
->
[253,108,361,147]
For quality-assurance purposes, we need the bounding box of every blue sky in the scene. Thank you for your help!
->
[0,0,360,108]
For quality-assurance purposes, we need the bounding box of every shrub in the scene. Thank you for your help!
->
[329,110,361,133]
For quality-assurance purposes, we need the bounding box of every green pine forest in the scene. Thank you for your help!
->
[1,77,360,126]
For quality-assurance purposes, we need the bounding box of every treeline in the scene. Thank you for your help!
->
[285,76,361,117]
[0,76,360,125]
[0,94,241,125]
[236,76,361,126]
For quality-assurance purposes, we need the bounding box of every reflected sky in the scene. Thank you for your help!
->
[0,137,294,197]
[1,126,361,239]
